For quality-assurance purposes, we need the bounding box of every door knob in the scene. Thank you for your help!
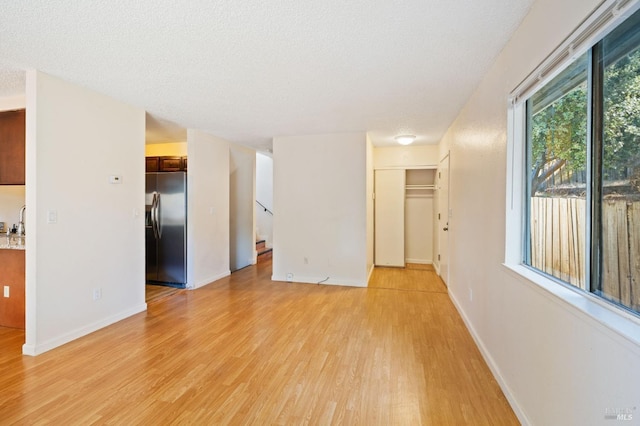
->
[443,227,449,231]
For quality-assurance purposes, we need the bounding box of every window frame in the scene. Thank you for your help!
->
[505,0,640,345]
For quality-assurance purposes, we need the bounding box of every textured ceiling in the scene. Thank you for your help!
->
[0,0,534,148]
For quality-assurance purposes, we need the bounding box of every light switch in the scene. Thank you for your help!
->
[47,210,58,224]
[109,175,123,184]
[3,286,9,298]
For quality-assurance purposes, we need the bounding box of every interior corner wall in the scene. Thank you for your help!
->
[229,144,256,271]
[186,130,230,288]
[366,135,374,282]
[255,153,273,248]
[438,0,640,424]
[272,133,368,287]
[24,71,146,356]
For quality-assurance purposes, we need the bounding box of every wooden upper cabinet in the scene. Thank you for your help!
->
[0,109,26,185]
[146,157,160,172]
[159,156,183,172]
[146,156,187,172]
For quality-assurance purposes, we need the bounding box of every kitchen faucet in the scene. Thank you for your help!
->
[17,205,25,236]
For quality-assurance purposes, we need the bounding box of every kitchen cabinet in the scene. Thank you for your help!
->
[159,156,183,171]
[146,157,160,172]
[0,109,26,185]
[0,249,25,329]
[145,156,187,172]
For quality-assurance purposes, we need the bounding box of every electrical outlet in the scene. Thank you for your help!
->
[3,286,9,298]
[469,288,473,302]
[93,288,102,301]
[286,273,293,282]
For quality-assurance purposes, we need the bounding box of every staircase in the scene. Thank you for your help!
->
[256,239,272,264]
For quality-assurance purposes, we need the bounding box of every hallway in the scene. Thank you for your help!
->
[0,261,516,424]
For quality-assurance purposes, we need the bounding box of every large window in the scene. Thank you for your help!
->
[525,7,640,316]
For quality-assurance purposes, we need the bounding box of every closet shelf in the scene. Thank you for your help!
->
[405,184,435,190]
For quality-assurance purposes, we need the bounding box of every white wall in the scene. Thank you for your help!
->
[405,196,433,264]
[439,0,640,424]
[366,135,374,281]
[0,95,25,111]
[255,152,273,247]
[374,144,439,168]
[273,133,368,287]
[230,144,256,271]
[186,129,230,288]
[24,71,146,356]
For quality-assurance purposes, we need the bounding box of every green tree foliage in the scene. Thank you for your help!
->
[603,50,640,180]
[530,84,587,193]
[530,48,640,193]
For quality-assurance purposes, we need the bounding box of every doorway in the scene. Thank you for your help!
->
[436,153,450,286]
[374,167,436,268]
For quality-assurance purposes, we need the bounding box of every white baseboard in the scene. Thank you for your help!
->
[448,291,530,426]
[22,303,148,356]
[405,258,433,264]
[190,270,231,289]
[434,263,441,275]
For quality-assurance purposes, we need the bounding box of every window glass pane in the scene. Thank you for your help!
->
[526,53,589,288]
[600,9,640,313]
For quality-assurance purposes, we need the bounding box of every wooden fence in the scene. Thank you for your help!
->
[529,197,640,311]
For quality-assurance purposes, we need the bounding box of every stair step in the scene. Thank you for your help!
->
[257,247,272,263]
[256,239,266,251]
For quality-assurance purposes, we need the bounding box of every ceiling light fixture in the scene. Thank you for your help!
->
[395,135,416,145]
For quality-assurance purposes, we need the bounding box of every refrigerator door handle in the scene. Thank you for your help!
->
[156,192,163,239]
[151,191,159,240]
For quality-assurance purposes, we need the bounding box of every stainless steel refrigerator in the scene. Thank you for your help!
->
[146,172,187,287]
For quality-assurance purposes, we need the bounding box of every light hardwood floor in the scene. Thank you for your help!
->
[368,263,447,293]
[145,283,181,304]
[0,261,518,425]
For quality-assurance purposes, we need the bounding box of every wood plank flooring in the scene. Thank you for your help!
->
[0,260,518,425]
[369,263,447,292]
[145,283,181,304]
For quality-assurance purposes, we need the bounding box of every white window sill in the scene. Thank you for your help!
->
[502,263,640,349]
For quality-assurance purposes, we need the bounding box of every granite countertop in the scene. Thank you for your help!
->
[0,235,26,250]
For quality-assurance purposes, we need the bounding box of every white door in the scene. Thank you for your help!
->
[437,154,450,285]
[375,169,405,267]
